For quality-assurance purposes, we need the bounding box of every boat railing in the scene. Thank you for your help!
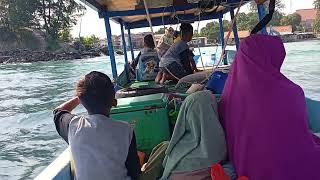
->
[34,147,72,180]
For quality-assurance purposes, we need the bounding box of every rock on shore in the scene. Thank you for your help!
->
[0,48,104,64]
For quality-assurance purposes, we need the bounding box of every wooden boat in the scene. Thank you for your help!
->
[35,0,320,179]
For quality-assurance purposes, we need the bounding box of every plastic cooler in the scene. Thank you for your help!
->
[111,93,170,153]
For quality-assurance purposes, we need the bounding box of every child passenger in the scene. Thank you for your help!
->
[53,71,140,180]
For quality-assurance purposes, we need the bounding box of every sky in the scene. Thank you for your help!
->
[71,0,316,38]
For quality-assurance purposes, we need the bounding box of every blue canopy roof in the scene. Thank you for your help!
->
[81,0,251,29]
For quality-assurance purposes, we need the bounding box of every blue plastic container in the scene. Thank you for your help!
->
[206,71,228,94]
[306,98,320,133]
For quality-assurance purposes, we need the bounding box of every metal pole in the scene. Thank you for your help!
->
[230,8,240,50]
[104,14,118,79]
[218,15,225,51]
[257,4,268,35]
[120,21,129,66]
[143,0,157,50]
[127,27,135,61]
[120,20,129,81]
[218,15,227,65]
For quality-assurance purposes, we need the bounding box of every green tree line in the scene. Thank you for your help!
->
[155,1,317,43]
[198,12,302,43]
[0,0,85,48]
[314,0,320,33]
[198,1,310,43]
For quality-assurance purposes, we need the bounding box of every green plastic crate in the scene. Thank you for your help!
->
[111,93,170,153]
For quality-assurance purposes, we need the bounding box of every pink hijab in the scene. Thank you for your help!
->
[219,34,320,180]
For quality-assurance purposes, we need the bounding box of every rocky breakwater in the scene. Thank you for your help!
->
[0,48,103,64]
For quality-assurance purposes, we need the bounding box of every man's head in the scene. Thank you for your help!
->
[76,71,115,115]
[144,34,155,49]
[165,27,174,37]
[180,23,193,42]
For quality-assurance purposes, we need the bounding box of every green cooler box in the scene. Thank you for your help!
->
[111,93,170,153]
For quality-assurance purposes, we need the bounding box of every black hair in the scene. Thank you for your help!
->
[76,71,114,113]
[173,31,180,39]
[180,23,193,37]
[144,34,155,49]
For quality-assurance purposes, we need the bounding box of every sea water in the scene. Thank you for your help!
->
[0,41,319,180]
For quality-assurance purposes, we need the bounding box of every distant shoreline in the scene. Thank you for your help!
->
[0,48,104,64]
[1,38,319,64]
[282,38,320,43]
[204,38,320,46]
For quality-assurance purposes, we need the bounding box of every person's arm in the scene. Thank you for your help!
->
[53,97,80,143]
[190,56,199,72]
[179,49,193,74]
[188,50,200,72]
[125,132,141,180]
[55,97,80,112]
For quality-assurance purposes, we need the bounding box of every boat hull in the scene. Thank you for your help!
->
[35,148,72,180]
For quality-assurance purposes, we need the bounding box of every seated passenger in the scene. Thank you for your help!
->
[53,71,140,180]
[161,90,227,180]
[157,27,174,57]
[131,34,159,81]
[219,34,320,180]
[156,23,198,85]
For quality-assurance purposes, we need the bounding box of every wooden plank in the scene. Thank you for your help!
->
[96,0,139,11]
[95,0,175,11]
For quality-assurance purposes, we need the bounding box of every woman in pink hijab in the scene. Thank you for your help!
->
[219,34,320,180]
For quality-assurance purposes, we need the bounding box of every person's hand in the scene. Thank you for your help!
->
[112,99,117,107]
[75,96,81,104]
[70,96,81,107]
[194,68,201,72]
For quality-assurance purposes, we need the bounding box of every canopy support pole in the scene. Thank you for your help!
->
[104,14,118,79]
[230,8,239,50]
[218,14,227,65]
[143,0,158,50]
[120,21,129,66]
[257,4,268,34]
[120,20,130,81]
[127,27,135,61]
